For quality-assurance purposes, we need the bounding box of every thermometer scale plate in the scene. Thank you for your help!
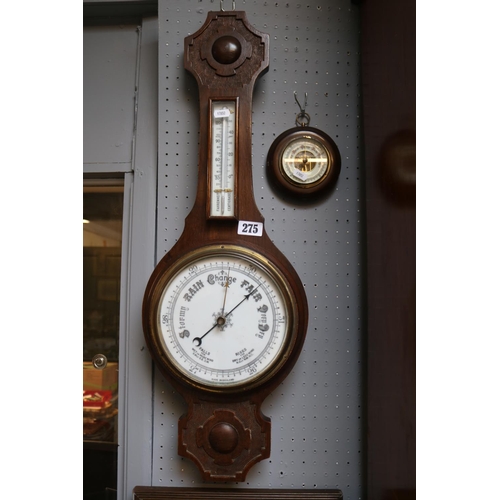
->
[210,100,237,217]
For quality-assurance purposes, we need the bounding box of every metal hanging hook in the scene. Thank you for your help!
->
[294,91,307,114]
[294,91,310,127]
[220,0,236,11]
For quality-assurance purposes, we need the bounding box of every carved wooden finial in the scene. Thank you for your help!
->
[184,11,269,89]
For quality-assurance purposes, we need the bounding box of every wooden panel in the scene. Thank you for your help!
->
[359,0,416,498]
[133,487,343,499]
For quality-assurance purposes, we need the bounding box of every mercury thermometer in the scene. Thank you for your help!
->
[210,100,236,217]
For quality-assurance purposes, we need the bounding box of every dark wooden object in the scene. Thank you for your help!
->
[142,11,309,483]
[133,487,343,500]
[83,441,118,500]
[359,0,416,498]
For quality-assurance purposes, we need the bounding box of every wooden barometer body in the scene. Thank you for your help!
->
[142,9,308,482]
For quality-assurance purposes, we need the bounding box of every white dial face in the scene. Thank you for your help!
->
[210,100,236,217]
[281,136,330,185]
[157,250,290,388]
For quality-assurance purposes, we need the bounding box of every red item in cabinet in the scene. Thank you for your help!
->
[83,390,113,408]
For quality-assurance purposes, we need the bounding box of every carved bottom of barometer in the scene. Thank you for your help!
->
[179,400,270,482]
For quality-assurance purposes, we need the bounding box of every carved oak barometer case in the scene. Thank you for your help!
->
[142,7,308,482]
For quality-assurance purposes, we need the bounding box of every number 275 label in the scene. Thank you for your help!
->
[237,220,263,237]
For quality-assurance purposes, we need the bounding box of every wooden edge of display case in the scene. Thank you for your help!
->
[133,486,343,499]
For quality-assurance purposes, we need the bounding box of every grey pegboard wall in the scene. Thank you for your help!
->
[155,1,364,498]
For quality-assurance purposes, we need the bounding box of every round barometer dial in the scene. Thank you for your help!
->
[145,245,297,392]
[281,136,330,185]
[267,126,341,198]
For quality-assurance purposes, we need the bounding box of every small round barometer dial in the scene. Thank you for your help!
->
[282,136,330,185]
[267,127,341,198]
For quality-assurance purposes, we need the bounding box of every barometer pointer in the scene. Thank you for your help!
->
[220,267,230,317]
[192,322,220,347]
[192,268,231,346]
[192,282,263,347]
[224,282,263,318]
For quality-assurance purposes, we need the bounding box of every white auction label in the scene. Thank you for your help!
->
[293,168,309,181]
[237,220,264,237]
[214,108,231,118]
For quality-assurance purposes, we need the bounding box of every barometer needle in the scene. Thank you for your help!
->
[192,281,263,347]
[193,268,232,347]
[223,282,263,318]
[192,322,219,347]
[221,268,230,317]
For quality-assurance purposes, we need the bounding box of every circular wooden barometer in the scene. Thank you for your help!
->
[267,126,341,199]
[142,8,308,482]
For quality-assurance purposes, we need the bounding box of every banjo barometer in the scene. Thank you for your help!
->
[142,4,308,482]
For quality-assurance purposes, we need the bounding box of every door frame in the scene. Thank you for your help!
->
[83,10,158,499]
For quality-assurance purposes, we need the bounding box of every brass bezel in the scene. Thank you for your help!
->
[146,244,299,394]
